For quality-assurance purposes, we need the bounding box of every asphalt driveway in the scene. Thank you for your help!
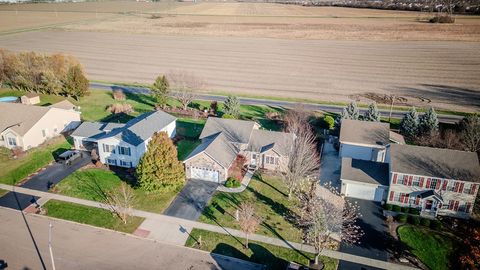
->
[338,198,390,270]
[0,152,91,210]
[164,179,218,220]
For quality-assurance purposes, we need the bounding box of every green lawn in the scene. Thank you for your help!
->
[52,168,182,214]
[0,137,72,185]
[43,199,144,233]
[0,189,8,197]
[177,139,201,160]
[397,225,460,270]
[199,174,303,242]
[186,229,337,270]
[0,88,66,106]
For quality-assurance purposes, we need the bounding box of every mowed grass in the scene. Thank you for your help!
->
[52,168,182,214]
[176,139,201,161]
[186,229,338,270]
[397,225,460,270]
[43,199,144,233]
[199,174,303,242]
[0,189,8,197]
[0,137,72,185]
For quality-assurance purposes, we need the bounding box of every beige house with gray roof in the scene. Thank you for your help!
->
[184,117,294,183]
[0,101,81,150]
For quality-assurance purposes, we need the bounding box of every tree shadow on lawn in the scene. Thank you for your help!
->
[255,173,288,198]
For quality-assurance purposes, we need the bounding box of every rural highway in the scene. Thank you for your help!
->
[90,82,464,124]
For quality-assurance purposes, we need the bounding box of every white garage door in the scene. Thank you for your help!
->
[345,183,383,201]
[190,167,219,182]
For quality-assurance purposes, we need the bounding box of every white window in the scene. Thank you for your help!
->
[430,179,439,189]
[412,176,420,187]
[447,181,455,192]
[393,193,401,202]
[397,174,405,185]
[118,146,131,156]
[265,156,276,165]
[107,158,117,166]
[458,202,466,212]
[7,137,17,146]
[119,160,132,168]
[103,144,116,153]
[463,184,472,194]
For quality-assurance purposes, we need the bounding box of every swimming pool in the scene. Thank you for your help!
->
[0,96,18,103]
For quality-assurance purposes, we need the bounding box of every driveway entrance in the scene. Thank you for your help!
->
[164,179,218,220]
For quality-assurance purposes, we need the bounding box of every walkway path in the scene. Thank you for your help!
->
[319,139,341,189]
[217,170,254,193]
[0,183,418,270]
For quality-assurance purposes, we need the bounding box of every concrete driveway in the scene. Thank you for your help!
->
[164,179,218,220]
[338,198,389,270]
[0,152,91,210]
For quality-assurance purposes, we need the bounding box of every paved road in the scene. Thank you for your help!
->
[0,207,264,270]
[164,179,218,220]
[0,153,91,210]
[90,82,464,124]
[338,199,390,270]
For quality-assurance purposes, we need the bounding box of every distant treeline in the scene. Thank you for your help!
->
[0,49,89,100]
[263,0,480,15]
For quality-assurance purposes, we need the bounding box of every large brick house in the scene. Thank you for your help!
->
[339,119,480,219]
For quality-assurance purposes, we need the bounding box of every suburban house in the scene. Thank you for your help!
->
[71,110,176,168]
[183,117,294,183]
[0,101,81,150]
[339,119,480,218]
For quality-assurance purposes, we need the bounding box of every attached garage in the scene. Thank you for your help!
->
[190,167,219,183]
[340,157,389,202]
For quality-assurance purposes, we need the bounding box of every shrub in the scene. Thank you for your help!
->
[107,103,134,114]
[384,204,393,211]
[409,215,421,225]
[430,220,442,230]
[420,218,431,227]
[409,208,420,215]
[222,113,235,119]
[225,177,241,188]
[397,214,407,223]
[429,14,455,24]
[113,89,126,101]
[323,115,335,130]
[392,205,401,212]
[400,207,408,213]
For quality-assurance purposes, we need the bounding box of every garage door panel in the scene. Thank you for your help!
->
[345,183,376,201]
[190,167,219,182]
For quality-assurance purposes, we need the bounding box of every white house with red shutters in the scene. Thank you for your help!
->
[339,119,480,219]
[386,144,480,219]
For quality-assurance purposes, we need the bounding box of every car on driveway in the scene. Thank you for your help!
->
[57,150,82,165]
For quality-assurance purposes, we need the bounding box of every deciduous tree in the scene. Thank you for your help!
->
[63,64,89,100]
[363,102,381,122]
[136,132,185,191]
[238,201,262,249]
[223,95,240,118]
[461,114,480,152]
[168,70,204,110]
[104,182,136,224]
[459,227,480,270]
[152,75,169,108]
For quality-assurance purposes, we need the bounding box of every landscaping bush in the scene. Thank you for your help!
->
[384,204,393,211]
[409,208,420,215]
[401,207,408,213]
[429,14,455,24]
[392,205,401,212]
[430,220,442,230]
[409,215,421,225]
[322,115,335,130]
[225,177,241,188]
[397,214,407,223]
[113,89,126,101]
[107,103,134,114]
[222,113,235,119]
[420,218,431,227]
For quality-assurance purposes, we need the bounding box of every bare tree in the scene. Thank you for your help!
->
[104,182,136,224]
[238,201,262,249]
[298,184,363,266]
[461,114,480,152]
[167,70,205,110]
[281,106,320,198]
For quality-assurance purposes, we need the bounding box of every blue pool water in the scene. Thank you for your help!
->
[0,96,18,102]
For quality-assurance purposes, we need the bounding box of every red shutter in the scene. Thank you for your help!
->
[393,174,397,184]
[472,184,478,195]
[453,201,459,211]
[408,176,413,186]
[419,177,424,187]
[466,202,472,213]
[459,183,465,193]
[436,179,442,190]
[405,194,410,204]
[415,196,420,205]
[389,191,394,202]
[442,180,447,191]
[454,182,459,192]
[400,193,404,203]
[426,178,431,189]
[448,200,454,210]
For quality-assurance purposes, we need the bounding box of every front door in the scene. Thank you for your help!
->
[251,154,257,166]
[425,200,433,210]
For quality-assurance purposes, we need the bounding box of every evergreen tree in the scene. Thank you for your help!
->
[136,132,185,192]
[419,107,439,136]
[223,95,240,118]
[400,107,419,138]
[345,101,360,120]
[63,65,89,100]
[152,75,169,108]
[363,102,381,122]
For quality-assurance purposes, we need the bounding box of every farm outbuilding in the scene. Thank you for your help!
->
[20,93,40,105]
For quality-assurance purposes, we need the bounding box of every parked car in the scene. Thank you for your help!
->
[57,150,82,165]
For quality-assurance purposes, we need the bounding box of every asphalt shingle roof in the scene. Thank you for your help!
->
[49,100,76,110]
[71,122,125,139]
[199,117,256,144]
[341,157,389,186]
[390,144,480,182]
[0,102,50,136]
[340,119,390,146]
[247,129,293,156]
[185,133,238,169]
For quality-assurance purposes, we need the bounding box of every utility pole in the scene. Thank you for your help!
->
[388,94,395,123]
[49,222,56,270]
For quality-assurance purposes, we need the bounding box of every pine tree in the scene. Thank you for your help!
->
[152,75,169,109]
[223,95,240,118]
[400,107,419,138]
[63,65,89,100]
[419,107,439,136]
[136,132,185,192]
[346,101,360,120]
[363,102,381,122]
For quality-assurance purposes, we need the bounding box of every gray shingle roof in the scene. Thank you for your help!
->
[185,133,238,169]
[247,129,293,156]
[340,119,390,146]
[0,102,50,136]
[71,122,125,139]
[199,117,256,144]
[390,144,480,182]
[341,157,389,186]
[49,100,76,110]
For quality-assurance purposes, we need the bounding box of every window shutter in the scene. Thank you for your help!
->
[426,178,431,189]
[472,184,478,195]
[389,191,394,202]
[405,194,410,204]
[442,180,447,191]
[436,179,441,190]
[466,202,472,213]
[407,176,412,186]
[453,201,459,211]
[459,183,465,193]
[448,200,454,210]
[419,177,424,187]
[392,174,397,184]
[415,196,420,205]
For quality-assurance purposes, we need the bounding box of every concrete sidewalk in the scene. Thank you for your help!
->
[0,183,418,270]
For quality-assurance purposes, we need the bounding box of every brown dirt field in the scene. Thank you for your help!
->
[0,30,478,112]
